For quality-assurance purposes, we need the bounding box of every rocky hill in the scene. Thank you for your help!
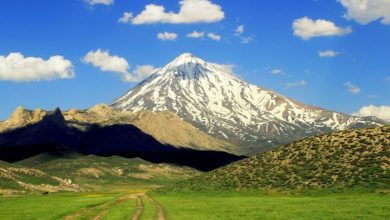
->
[172,126,390,191]
[0,104,238,154]
[0,107,242,171]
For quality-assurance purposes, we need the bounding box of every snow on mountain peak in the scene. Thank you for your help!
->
[156,53,239,81]
[112,53,386,155]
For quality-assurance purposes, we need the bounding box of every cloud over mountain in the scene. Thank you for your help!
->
[82,49,156,82]
[353,105,390,122]
[344,81,361,94]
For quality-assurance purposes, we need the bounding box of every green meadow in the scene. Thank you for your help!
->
[0,189,389,220]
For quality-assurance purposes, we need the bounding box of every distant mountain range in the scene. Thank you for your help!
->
[171,125,390,191]
[0,107,242,171]
[113,53,387,155]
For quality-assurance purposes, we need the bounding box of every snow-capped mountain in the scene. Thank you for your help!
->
[112,53,385,155]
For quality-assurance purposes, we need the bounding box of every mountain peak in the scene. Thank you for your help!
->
[169,52,206,67]
[177,52,194,58]
[9,106,31,124]
[48,107,65,122]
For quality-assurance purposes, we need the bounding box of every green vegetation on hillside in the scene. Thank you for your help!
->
[172,126,390,191]
[0,153,198,195]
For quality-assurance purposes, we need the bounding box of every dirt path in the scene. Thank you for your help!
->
[63,191,165,220]
[145,194,166,220]
[63,193,141,220]
[91,210,108,220]
[130,195,144,220]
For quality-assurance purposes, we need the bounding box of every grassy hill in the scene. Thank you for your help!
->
[172,126,390,191]
[0,152,199,196]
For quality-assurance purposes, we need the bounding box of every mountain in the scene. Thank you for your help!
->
[0,108,243,171]
[112,53,386,155]
[0,104,237,154]
[63,104,238,154]
[171,125,390,191]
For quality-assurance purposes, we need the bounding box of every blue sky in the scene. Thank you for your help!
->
[0,0,389,120]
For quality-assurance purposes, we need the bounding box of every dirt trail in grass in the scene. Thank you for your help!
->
[91,210,108,220]
[129,193,166,220]
[130,195,144,220]
[62,191,165,220]
[63,193,143,220]
[145,194,166,220]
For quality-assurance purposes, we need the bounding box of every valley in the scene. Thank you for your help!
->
[1,184,389,219]
[2,0,390,218]
[0,53,388,219]
[0,125,388,219]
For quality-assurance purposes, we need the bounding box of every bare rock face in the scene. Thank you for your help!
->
[87,103,115,116]
[0,107,47,133]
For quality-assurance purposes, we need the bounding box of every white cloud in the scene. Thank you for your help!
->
[83,49,129,75]
[211,63,235,75]
[270,68,285,76]
[85,0,114,6]
[385,76,390,82]
[293,17,352,40]
[0,52,74,82]
[128,0,224,25]
[118,12,133,23]
[186,31,222,41]
[285,80,307,88]
[157,32,178,41]
[340,0,390,25]
[344,81,361,94]
[187,31,205,38]
[319,50,340,57]
[235,25,244,35]
[207,32,221,41]
[128,65,158,82]
[367,95,379,99]
[134,65,158,77]
[82,49,155,82]
[240,36,254,44]
[353,105,390,122]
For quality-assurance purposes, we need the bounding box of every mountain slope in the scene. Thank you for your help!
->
[0,152,199,195]
[0,108,243,171]
[112,53,386,155]
[0,104,237,154]
[172,126,390,191]
[64,104,238,154]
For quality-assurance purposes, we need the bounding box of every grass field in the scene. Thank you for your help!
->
[0,189,389,220]
[0,192,120,220]
[153,191,390,220]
